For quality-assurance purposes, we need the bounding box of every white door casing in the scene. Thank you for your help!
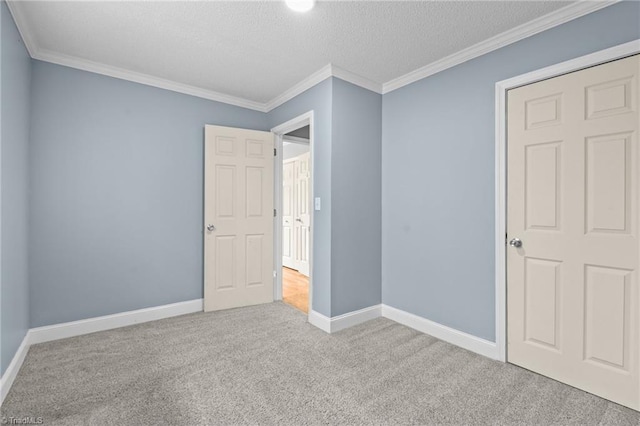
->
[204,125,275,312]
[294,152,311,276]
[507,55,640,410]
[282,159,296,269]
[271,110,314,318]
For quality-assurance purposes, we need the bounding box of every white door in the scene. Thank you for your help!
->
[294,152,311,276]
[282,159,296,269]
[204,125,274,311]
[507,54,639,410]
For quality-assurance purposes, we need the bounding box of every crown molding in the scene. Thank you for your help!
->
[33,49,268,112]
[329,64,382,94]
[6,0,619,111]
[263,64,333,112]
[263,63,383,112]
[7,2,267,112]
[382,0,619,94]
[5,0,38,57]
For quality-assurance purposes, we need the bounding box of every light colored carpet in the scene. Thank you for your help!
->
[1,302,638,425]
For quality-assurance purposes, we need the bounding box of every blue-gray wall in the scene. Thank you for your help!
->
[28,61,268,327]
[267,79,333,317]
[331,78,382,316]
[381,1,640,341]
[267,77,383,317]
[1,1,31,375]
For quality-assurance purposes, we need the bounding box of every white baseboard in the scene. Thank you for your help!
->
[0,332,30,406]
[330,304,382,333]
[308,304,382,333]
[381,304,500,360]
[308,310,332,333]
[29,299,203,345]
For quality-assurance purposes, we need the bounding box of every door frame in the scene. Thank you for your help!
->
[494,39,640,363]
[271,111,314,320]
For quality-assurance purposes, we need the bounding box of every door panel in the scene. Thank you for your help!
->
[524,257,562,351]
[584,265,631,371]
[204,125,274,311]
[525,142,561,230]
[586,132,632,234]
[507,54,640,410]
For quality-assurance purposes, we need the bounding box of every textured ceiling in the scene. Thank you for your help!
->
[11,1,574,104]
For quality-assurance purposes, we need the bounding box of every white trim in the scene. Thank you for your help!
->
[6,1,267,112]
[5,0,618,110]
[495,78,508,363]
[494,39,640,363]
[271,111,315,323]
[0,333,30,406]
[271,111,314,135]
[331,64,382,95]
[382,1,618,94]
[308,305,382,333]
[274,134,285,302]
[29,299,203,345]
[265,65,333,112]
[381,304,500,360]
[5,1,37,57]
[308,310,332,333]
[265,64,383,112]
[34,49,267,112]
[330,304,382,333]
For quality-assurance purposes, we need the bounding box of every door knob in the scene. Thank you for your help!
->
[207,224,215,232]
[509,238,522,248]
[296,218,302,222]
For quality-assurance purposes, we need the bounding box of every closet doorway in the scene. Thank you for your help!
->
[281,127,310,313]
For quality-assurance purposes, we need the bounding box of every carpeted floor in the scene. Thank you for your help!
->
[2,302,639,425]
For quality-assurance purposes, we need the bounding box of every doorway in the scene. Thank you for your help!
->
[272,112,314,318]
[282,131,310,312]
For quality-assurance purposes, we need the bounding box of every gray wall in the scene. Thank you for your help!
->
[1,1,31,375]
[331,78,382,316]
[28,61,268,327]
[285,125,310,140]
[381,1,640,341]
[267,79,333,317]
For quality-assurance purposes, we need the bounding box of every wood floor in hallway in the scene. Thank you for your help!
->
[282,267,309,313]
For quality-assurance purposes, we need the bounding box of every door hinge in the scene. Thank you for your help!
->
[274,148,277,156]
[274,208,277,217]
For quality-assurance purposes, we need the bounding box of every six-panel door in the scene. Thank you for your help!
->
[507,54,640,410]
[204,125,274,311]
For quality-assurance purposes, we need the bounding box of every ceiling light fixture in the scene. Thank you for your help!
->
[285,0,315,13]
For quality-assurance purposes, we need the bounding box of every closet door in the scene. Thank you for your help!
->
[507,55,640,410]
